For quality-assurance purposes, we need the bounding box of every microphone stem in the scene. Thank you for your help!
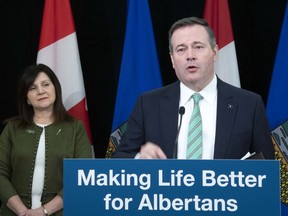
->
[173,108,185,159]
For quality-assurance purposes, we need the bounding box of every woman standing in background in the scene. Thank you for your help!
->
[0,64,92,216]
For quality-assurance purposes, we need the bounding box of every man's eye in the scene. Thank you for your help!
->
[176,47,186,55]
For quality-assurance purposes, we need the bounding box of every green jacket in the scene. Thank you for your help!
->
[0,120,92,215]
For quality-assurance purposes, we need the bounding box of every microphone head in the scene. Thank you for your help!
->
[179,106,185,115]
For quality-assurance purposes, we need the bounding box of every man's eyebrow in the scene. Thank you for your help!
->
[175,43,186,49]
[193,41,205,45]
[175,41,205,48]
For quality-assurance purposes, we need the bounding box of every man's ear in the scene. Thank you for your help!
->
[213,45,219,61]
[170,52,175,69]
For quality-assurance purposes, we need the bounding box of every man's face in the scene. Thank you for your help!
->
[170,25,218,91]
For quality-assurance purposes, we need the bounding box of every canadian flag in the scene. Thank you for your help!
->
[204,0,241,87]
[37,0,93,144]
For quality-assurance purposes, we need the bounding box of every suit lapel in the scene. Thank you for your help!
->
[214,79,238,159]
[159,81,180,158]
[157,79,238,158]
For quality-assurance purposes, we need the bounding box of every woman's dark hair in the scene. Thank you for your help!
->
[17,63,73,127]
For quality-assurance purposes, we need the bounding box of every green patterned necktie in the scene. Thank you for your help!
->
[186,93,203,159]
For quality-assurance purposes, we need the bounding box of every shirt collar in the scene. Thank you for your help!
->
[180,74,217,105]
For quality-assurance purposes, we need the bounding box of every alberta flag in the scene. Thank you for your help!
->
[266,2,288,215]
[203,0,241,87]
[37,0,93,147]
[106,0,162,158]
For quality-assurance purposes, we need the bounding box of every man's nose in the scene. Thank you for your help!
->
[186,48,196,61]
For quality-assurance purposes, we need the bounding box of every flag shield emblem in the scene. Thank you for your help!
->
[271,120,288,205]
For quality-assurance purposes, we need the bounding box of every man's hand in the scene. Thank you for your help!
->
[139,142,167,159]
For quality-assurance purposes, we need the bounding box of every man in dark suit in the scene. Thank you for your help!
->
[112,17,274,160]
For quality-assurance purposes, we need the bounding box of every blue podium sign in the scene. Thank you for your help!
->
[63,159,280,215]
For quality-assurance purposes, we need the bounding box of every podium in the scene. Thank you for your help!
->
[64,159,280,215]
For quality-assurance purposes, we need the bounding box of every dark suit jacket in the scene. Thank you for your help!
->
[112,78,275,159]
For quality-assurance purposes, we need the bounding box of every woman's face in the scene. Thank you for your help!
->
[26,72,56,113]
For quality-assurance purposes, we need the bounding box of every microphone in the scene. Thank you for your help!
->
[173,106,185,159]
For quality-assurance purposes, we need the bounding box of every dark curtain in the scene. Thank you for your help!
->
[0,0,287,158]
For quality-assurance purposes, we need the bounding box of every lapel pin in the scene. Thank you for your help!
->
[228,104,233,109]
[25,129,35,134]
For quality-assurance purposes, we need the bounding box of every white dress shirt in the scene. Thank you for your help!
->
[177,75,218,159]
[31,124,47,209]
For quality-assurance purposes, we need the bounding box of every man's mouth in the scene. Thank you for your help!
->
[187,64,197,72]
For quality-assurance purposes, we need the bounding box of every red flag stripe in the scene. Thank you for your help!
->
[203,0,240,87]
[203,0,234,49]
[68,99,92,142]
[38,0,75,50]
[37,0,93,144]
